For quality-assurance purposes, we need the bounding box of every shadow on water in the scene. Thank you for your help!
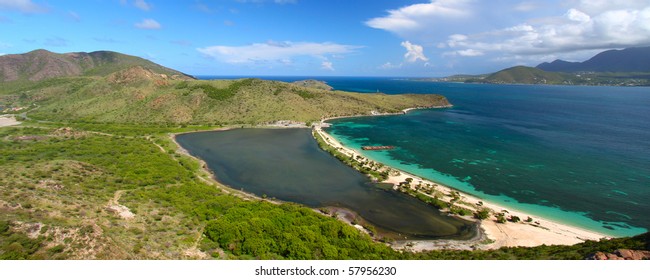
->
[176,128,476,240]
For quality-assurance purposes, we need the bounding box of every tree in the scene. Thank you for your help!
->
[475,209,490,220]
[496,213,507,223]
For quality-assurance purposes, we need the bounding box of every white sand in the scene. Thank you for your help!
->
[314,124,610,250]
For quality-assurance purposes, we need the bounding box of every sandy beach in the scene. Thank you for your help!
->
[0,115,21,127]
[313,123,610,250]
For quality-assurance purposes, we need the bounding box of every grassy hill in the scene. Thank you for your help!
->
[6,75,449,125]
[470,66,650,86]
[481,66,567,84]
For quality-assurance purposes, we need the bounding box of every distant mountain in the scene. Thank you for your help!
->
[0,49,194,82]
[482,66,566,84]
[537,46,650,72]
[453,47,650,86]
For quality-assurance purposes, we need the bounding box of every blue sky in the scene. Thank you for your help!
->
[1,0,649,77]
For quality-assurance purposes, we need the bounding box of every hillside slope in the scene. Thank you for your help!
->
[17,77,449,125]
[0,49,194,82]
[482,66,567,84]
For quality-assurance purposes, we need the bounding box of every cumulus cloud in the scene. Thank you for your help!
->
[0,0,47,13]
[401,41,428,62]
[134,0,152,11]
[321,61,334,71]
[197,41,362,64]
[366,0,472,36]
[135,18,161,29]
[443,2,650,57]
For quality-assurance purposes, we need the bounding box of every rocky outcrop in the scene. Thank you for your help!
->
[587,249,650,260]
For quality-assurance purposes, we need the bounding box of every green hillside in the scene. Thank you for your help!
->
[471,66,650,86]
[482,66,567,84]
[7,75,448,125]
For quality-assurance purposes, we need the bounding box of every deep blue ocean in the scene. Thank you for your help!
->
[200,76,650,237]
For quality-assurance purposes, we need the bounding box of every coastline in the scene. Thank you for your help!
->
[167,111,612,252]
[319,105,453,124]
[313,120,612,250]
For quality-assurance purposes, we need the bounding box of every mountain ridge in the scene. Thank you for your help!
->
[536,46,650,73]
[0,49,194,82]
[439,46,650,86]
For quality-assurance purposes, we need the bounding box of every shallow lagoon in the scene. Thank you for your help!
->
[176,128,476,240]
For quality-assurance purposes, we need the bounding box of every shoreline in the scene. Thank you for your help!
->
[169,123,490,251]
[168,113,612,251]
[319,105,452,124]
[313,122,612,250]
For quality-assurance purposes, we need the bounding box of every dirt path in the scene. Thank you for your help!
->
[105,190,135,219]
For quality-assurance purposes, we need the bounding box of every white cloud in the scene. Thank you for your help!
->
[401,41,428,62]
[366,0,472,36]
[321,61,334,71]
[197,41,362,64]
[0,0,47,13]
[442,2,650,58]
[456,49,484,57]
[566,9,590,22]
[134,0,152,11]
[575,0,649,14]
[135,18,161,29]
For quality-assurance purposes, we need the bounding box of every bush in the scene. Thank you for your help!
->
[48,244,65,254]
[475,209,490,220]
[496,213,507,224]
[0,220,9,235]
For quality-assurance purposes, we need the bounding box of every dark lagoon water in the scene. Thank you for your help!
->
[317,78,649,237]
[176,128,476,240]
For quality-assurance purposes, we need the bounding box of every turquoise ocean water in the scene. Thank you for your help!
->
[314,78,649,237]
